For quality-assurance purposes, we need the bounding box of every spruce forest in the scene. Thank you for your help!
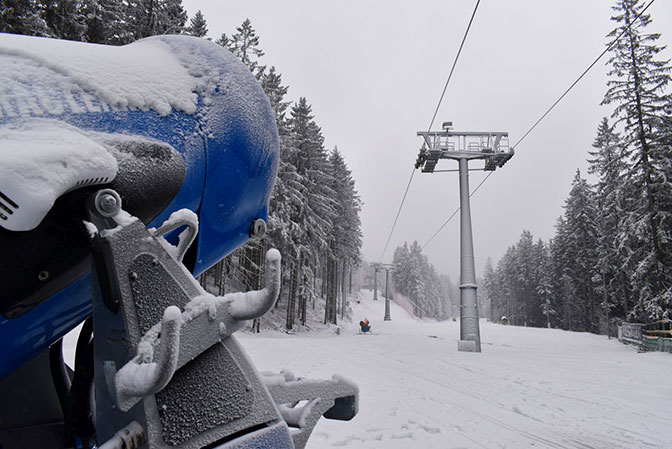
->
[484,0,672,332]
[0,1,363,331]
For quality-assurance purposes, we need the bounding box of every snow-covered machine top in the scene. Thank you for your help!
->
[0,32,200,116]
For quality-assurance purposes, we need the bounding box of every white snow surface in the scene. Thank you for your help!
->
[63,290,672,448]
[238,291,672,449]
[0,33,199,116]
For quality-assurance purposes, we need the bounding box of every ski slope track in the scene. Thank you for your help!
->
[240,291,671,449]
[63,290,672,448]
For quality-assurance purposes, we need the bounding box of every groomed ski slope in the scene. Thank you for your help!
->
[238,290,672,449]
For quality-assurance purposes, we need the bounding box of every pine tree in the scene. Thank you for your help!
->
[261,67,291,133]
[264,136,303,327]
[499,246,518,324]
[215,33,230,48]
[562,170,601,332]
[407,242,426,316]
[587,118,633,322]
[536,246,555,329]
[603,0,672,320]
[559,273,576,330]
[514,231,537,326]
[184,9,207,38]
[224,19,265,76]
[328,148,362,269]
[483,258,497,321]
[0,0,51,36]
[287,98,336,254]
[129,0,187,39]
[43,0,87,41]
[84,0,133,45]
[159,0,187,35]
[392,243,411,297]
[548,218,573,330]
[530,238,548,326]
[285,98,337,326]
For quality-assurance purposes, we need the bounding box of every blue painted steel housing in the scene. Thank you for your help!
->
[0,34,279,380]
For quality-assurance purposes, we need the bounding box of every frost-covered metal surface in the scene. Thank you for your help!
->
[262,371,359,449]
[112,228,282,412]
[0,33,278,380]
[154,344,253,446]
[212,422,295,449]
[115,305,183,411]
[88,201,288,447]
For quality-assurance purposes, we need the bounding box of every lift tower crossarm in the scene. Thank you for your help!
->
[416,127,513,173]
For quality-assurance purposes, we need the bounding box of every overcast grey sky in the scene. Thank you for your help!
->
[182,0,672,281]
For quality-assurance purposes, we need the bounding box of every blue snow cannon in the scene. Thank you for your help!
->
[0,34,357,449]
[0,33,278,374]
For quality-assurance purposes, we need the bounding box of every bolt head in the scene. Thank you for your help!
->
[94,189,122,218]
[249,219,266,239]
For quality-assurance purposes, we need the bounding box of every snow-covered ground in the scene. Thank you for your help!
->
[63,290,672,448]
[239,290,672,449]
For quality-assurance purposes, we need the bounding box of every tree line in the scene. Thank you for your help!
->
[202,19,363,332]
[484,0,672,332]
[0,2,364,331]
[391,241,461,321]
[0,0,190,43]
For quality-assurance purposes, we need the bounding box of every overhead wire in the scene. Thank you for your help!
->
[426,0,482,133]
[420,0,657,251]
[378,0,482,263]
[379,166,416,263]
[421,172,491,251]
[512,0,657,149]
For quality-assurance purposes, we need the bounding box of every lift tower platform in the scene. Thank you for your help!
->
[416,122,513,352]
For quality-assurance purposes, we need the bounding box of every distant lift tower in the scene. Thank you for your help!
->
[416,122,513,352]
[373,263,381,300]
[379,264,396,321]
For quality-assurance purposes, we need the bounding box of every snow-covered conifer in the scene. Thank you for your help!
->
[603,0,672,320]
[43,0,87,41]
[84,0,133,44]
[561,170,600,331]
[184,9,207,38]
[225,19,265,77]
[261,67,291,134]
[0,0,51,37]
